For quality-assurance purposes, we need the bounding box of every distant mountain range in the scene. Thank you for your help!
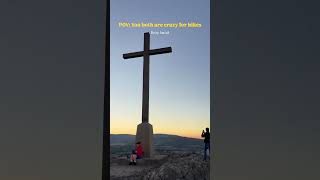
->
[110,134,203,151]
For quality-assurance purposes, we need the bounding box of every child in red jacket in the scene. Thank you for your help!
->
[129,142,144,165]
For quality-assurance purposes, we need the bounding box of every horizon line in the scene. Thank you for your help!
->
[110,133,203,140]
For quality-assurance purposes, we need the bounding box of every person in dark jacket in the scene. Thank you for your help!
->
[201,127,210,161]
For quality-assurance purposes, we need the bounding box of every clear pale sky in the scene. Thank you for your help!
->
[110,0,210,138]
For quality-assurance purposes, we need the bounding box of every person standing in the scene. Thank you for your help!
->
[201,127,210,161]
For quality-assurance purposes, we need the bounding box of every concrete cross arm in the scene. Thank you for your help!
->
[123,47,172,59]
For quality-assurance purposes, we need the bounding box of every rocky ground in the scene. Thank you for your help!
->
[110,151,210,180]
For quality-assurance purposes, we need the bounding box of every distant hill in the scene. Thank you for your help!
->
[110,134,203,154]
[110,134,135,145]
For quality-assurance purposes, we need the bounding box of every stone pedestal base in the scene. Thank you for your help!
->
[136,122,153,158]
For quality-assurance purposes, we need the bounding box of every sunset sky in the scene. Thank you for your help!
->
[110,0,210,139]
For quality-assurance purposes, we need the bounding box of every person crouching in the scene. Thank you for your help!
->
[129,142,143,165]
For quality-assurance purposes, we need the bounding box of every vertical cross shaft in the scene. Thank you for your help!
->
[123,32,172,124]
[122,32,172,158]
[142,32,150,123]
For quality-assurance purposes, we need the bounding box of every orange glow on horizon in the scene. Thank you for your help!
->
[110,116,210,140]
[110,128,204,139]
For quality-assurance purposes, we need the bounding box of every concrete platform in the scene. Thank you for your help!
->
[111,154,168,166]
[110,154,168,178]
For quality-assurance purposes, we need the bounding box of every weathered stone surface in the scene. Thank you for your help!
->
[111,155,168,166]
[136,122,154,158]
[144,153,209,180]
[110,152,210,180]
